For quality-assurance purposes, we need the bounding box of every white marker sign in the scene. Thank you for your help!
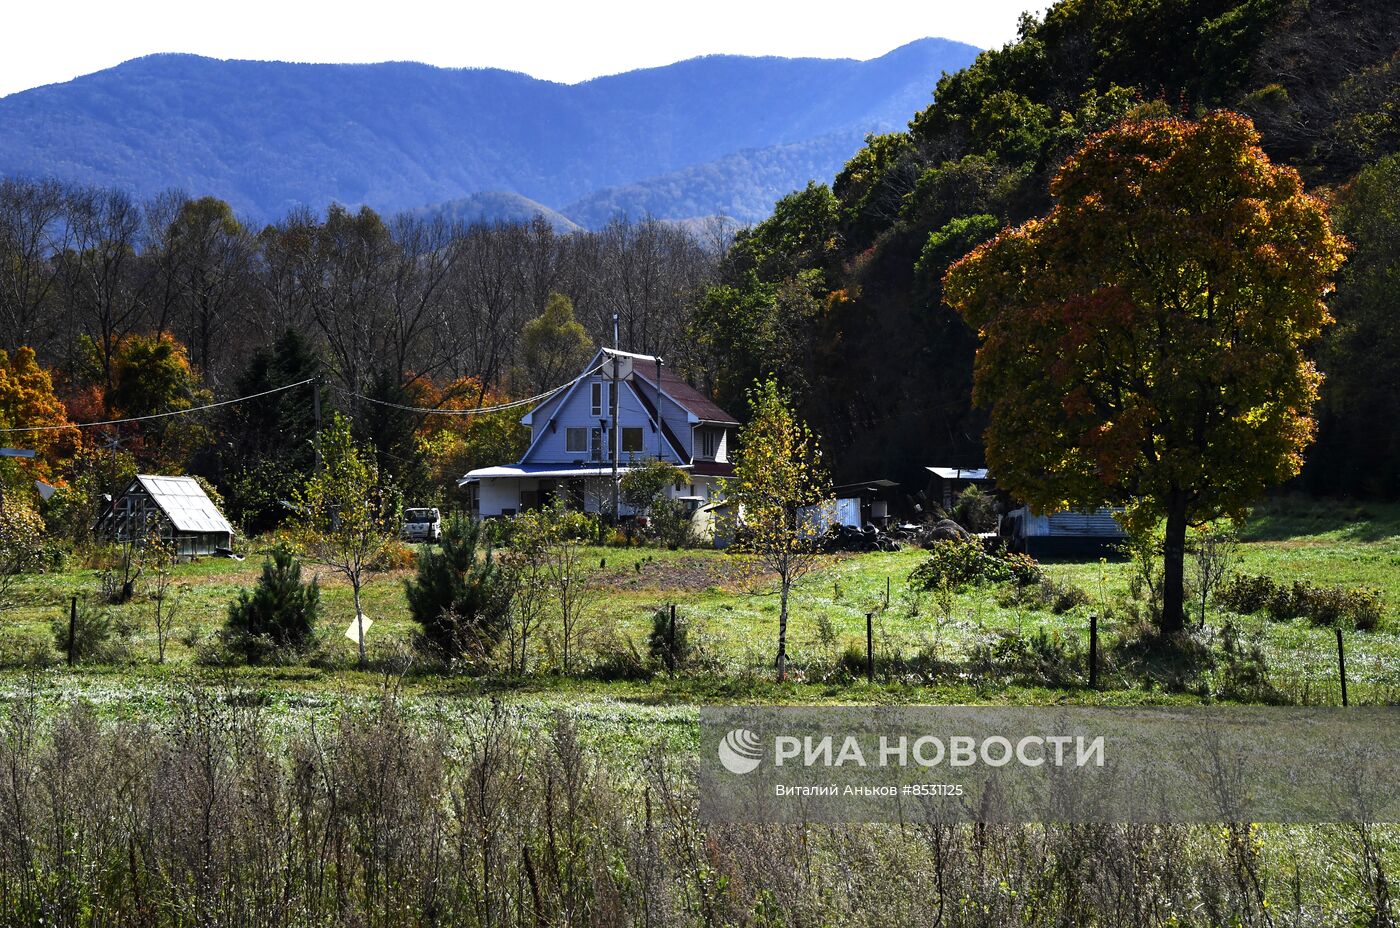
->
[345,614,373,644]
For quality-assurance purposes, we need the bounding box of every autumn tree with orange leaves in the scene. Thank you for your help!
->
[944,112,1346,633]
[0,346,78,488]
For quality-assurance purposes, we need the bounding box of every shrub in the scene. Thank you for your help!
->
[370,540,417,571]
[1002,552,1044,587]
[224,547,321,663]
[1215,621,1281,703]
[952,485,998,532]
[967,627,1082,687]
[1217,574,1277,615]
[999,575,1091,614]
[1218,573,1386,630]
[50,603,134,664]
[405,514,513,663]
[909,537,1042,591]
[647,607,691,672]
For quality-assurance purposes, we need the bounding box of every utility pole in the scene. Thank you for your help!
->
[610,329,620,525]
[311,375,322,472]
[655,356,664,462]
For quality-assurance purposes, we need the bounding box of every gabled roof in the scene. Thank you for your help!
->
[134,475,233,535]
[630,363,738,426]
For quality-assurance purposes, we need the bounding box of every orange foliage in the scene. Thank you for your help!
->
[0,347,79,482]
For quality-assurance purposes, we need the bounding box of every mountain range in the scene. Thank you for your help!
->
[0,39,980,228]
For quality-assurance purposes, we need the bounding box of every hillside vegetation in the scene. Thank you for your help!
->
[691,0,1400,499]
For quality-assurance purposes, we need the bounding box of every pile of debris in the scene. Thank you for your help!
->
[818,518,986,553]
[819,523,902,553]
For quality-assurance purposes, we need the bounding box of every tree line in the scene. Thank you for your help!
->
[0,179,720,526]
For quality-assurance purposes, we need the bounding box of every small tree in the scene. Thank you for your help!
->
[146,537,180,663]
[224,547,321,662]
[292,415,398,667]
[620,457,694,548]
[513,501,598,673]
[405,514,513,663]
[1189,523,1240,628]
[724,379,831,681]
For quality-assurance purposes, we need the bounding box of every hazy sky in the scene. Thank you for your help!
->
[1,0,1048,98]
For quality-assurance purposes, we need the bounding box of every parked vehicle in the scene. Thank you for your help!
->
[401,507,441,543]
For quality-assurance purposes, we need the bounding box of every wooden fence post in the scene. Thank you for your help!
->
[668,603,677,674]
[1088,613,1098,690]
[68,595,77,666]
[866,612,875,684]
[1336,627,1349,707]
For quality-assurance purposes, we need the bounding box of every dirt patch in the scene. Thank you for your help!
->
[595,554,762,593]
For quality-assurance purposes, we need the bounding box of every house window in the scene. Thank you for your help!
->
[591,381,606,417]
[621,427,643,453]
[590,427,605,462]
[699,429,719,459]
[565,427,587,454]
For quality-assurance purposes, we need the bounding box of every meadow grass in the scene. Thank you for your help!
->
[1,496,1396,706]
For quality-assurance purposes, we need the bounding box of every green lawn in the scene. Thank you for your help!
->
[2,497,1397,714]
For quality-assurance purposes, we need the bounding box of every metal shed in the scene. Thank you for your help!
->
[96,475,235,558]
[1004,506,1127,558]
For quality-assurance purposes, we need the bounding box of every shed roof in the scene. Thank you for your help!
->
[135,475,234,535]
[926,467,991,481]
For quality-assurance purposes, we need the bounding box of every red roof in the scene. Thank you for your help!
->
[631,366,738,425]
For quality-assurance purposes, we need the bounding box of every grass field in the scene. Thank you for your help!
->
[0,498,1397,926]
[1,496,1396,717]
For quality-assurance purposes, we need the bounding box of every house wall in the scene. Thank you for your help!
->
[524,375,683,465]
[478,478,524,517]
[692,425,731,463]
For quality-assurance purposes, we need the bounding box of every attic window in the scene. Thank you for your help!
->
[566,427,587,453]
[621,427,643,453]
[591,381,606,417]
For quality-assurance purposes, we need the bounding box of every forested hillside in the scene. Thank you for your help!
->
[690,0,1400,497]
[0,39,979,225]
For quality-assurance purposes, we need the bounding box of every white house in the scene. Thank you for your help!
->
[459,348,739,518]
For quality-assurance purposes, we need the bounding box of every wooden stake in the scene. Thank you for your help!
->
[866,612,875,684]
[1088,613,1098,690]
[68,595,77,666]
[1336,627,1349,707]
[668,603,678,673]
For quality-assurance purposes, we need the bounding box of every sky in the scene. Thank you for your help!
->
[0,0,1048,98]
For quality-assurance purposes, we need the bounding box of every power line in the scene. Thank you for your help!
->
[337,363,606,417]
[0,378,317,434]
[2,360,604,438]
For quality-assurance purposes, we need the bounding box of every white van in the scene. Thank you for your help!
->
[401,508,442,543]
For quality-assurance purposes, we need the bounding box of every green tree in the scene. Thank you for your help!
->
[620,457,693,548]
[224,547,321,663]
[1312,154,1400,496]
[945,112,1345,633]
[220,328,325,533]
[724,379,831,680]
[405,514,513,663]
[518,293,593,396]
[291,415,399,666]
[511,501,598,674]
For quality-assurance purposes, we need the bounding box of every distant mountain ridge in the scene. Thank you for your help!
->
[0,39,979,227]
